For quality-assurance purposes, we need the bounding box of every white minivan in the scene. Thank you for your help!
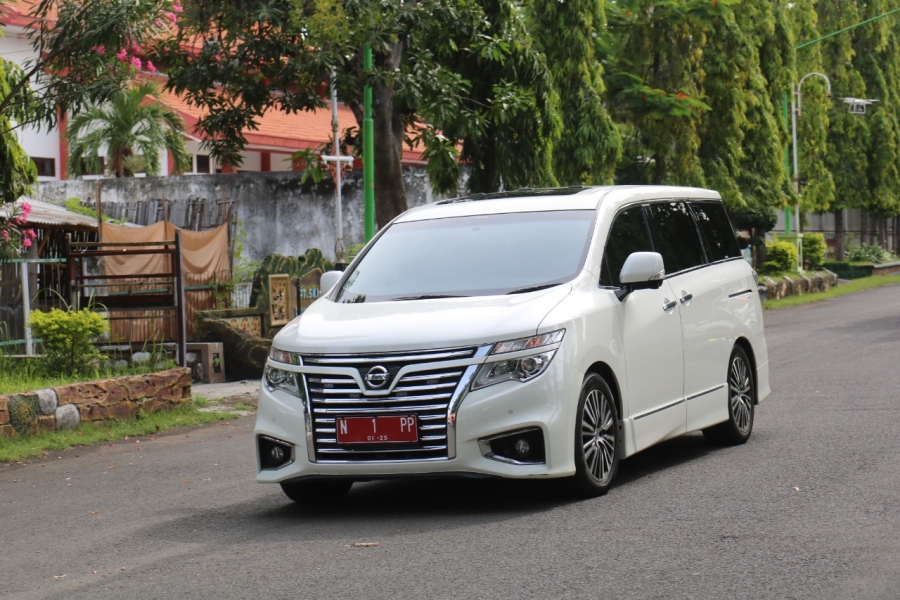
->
[255,186,770,502]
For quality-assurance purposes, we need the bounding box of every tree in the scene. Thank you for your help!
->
[790,0,835,221]
[160,0,558,228]
[603,0,726,187]
[531,0,619,185]
[67,81,190,178]
[818,0,870,259]
[1,0,182,204]
[0,57,38,204]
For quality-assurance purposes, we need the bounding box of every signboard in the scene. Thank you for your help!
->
[298,269,322,313]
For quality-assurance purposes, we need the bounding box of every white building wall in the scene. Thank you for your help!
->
[269,152,294,172]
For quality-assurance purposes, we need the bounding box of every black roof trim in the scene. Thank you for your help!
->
[436,186,592,204]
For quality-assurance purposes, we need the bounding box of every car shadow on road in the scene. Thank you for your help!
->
[133,432,722,546]
[258,432,719,520]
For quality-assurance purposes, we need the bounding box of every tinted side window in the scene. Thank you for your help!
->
[647,201,706,274]
[691,201,741,262]
[600,205,653,287]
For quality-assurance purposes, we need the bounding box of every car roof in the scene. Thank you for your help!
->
[395,185,722,223]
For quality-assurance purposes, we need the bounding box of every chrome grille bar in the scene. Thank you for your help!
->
[303,346,479,462]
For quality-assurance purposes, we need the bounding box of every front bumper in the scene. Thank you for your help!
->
[253,356,582,482]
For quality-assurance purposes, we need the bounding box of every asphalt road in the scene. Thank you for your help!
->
[2,286,899,599]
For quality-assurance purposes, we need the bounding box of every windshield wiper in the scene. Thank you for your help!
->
[506,283,561,295]
[390,294,469,301]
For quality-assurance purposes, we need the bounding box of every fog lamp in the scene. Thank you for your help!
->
[514,439,530,457]
[270,446,285,462]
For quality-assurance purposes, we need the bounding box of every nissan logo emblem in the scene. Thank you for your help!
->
[365,365,390,389]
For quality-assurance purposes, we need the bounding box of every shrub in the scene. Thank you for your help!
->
[762,240,798,274]
[846,244,892,264]
[29,308,108,376]
[802,233,826,269]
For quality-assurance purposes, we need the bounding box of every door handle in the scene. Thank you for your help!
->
[679,292,693,304]
[662,299,677,311]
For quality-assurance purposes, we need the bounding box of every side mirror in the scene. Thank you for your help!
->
[320,271,343,296]
[616,252,665,301]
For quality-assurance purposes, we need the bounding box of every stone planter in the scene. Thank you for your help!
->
[0,367,191,438]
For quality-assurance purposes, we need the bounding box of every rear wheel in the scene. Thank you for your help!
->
[280,479,353,504]
[703,346,755,445]
[569,373,619,498]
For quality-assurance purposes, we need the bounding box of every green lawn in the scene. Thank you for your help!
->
[0,401,235,462]
[764,274,900,309]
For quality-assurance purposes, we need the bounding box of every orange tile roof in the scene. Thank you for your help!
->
[151,77,424,162]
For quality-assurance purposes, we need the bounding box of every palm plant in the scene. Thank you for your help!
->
[67,81,191,178]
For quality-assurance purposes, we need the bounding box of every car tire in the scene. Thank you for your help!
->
[280,479,353,503]
[703,345,755,446]
[569,373,620,498]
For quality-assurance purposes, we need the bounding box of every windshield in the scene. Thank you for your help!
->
[334,210,595,303]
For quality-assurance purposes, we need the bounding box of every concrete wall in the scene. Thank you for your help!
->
[33,167,452,263]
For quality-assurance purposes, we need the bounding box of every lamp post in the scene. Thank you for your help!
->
[790,72,832,271]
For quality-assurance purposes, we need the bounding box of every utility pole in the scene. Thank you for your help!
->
[321,69,354,271]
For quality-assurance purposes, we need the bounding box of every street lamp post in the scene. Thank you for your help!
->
[790,72,832,271]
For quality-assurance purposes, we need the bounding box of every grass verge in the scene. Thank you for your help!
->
[0,402,235,463]
[0,362,178,396]
[764,274,900,310]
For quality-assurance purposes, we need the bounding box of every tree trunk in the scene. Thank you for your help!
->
[878,214,887,248]
[894,216,900,253]
[860,209,868,246]
[834,209,845,261]
[369,42,408,230]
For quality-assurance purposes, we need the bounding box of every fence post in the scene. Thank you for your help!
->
[173,230,187,367]
[20,261,33,356]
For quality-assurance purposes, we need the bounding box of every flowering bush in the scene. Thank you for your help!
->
[0,202,37,260]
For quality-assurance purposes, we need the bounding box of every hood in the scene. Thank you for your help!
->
[273,285,573,354]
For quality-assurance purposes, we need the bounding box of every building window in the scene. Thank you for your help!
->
[32,157,56,177]
[196,155,211,173]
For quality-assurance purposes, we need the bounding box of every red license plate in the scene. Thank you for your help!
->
[336,416,418,444]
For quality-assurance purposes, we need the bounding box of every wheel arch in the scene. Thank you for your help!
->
[586,361,623,420]
[733,336,758,404]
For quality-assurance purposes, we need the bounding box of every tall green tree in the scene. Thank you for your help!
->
[818,0,870,258]
[67,82,191,178]
[531,0,619,185]
[853,0,900,248]
[603,0,727,187]
[161,0,558,228]
[790,0,835,222]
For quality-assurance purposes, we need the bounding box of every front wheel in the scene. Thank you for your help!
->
[280,479,353,504]
[703,346,755,445]
[569,373,619,498]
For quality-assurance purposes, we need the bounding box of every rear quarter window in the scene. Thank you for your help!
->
[691,201,742,262]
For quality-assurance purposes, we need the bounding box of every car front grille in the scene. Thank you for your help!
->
[301,347,479,462]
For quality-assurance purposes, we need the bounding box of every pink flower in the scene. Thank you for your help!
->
[26,229,36,239]
[172,4,183,12]
[130,56,142,70]
[164,11,177,22]
[23,237,32,248]
[155,19,164,27]
[116,48,128,62]
[132,42,142,54]
[20,201,31,218]
[147,61,157,74]
[92,45,106,55]
[0,230,9,241]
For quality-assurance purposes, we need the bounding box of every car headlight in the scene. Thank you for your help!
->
[263,366,303,397]
[471,330,565,391]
